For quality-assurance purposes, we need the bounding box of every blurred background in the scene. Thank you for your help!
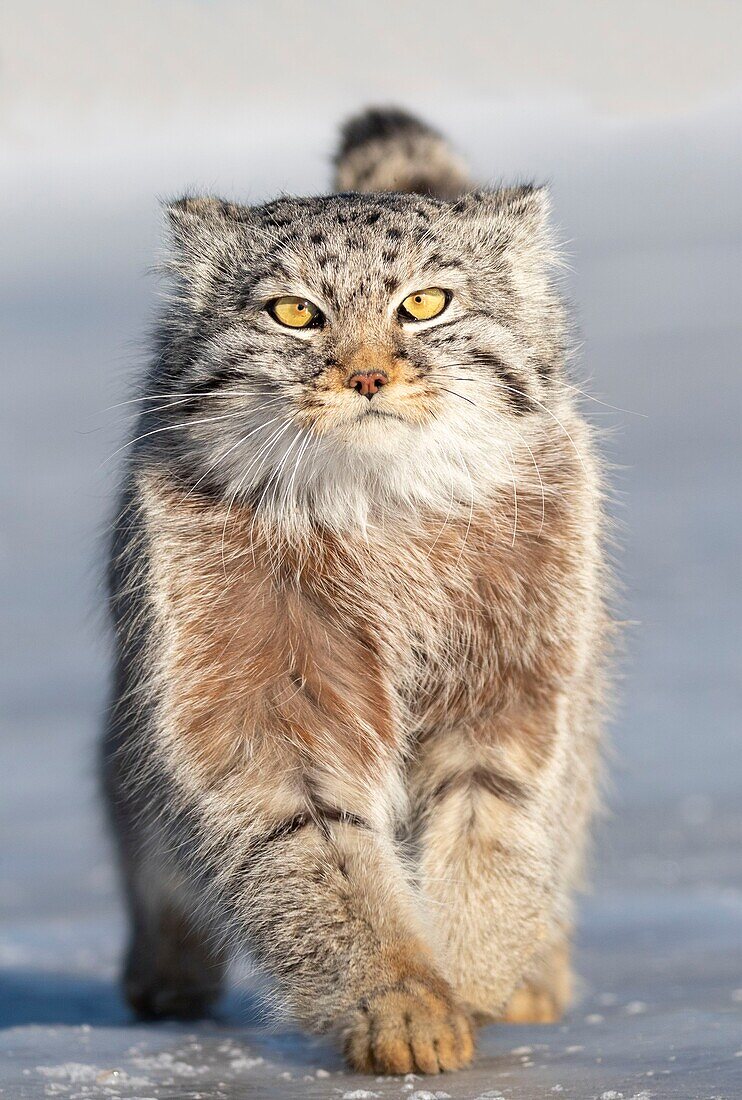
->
[1,2,741,1097]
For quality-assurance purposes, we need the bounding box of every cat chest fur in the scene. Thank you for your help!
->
[139,467,587,792]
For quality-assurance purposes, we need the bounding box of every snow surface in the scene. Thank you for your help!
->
[2,12,742,1097]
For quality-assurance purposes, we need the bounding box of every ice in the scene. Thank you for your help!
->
[35,1063,153,1095]
[225,1055,264,1072]
[36,1065,97,1083]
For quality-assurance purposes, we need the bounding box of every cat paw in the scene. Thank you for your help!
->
[125,974,222,1021]
[498,983,565,1024]
[341,978,475,1074]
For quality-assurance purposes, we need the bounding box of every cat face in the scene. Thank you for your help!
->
[143,188,564,529]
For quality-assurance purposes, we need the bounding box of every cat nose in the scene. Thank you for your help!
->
[345,370,388,399]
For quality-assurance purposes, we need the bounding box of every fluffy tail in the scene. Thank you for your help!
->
[333,107,471,200]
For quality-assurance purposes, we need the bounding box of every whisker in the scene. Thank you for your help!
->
[449,437,475,567]
[562,383,648,418]
[93,390,282,416]
[437,386,478,407]
[425,453,460,561]
[219,421,296,579]
[496,384,591,480]
[507,422,547,537]
[503,442,519,548]
[284,428,314,513]
[432,369,552,539]
[113,395,283,425]
[101,411,249,466]
[451,357,591,482]
[185,413,287,499]
[427,373,478,385]
[248,427,306,580]
[271,428,314,574]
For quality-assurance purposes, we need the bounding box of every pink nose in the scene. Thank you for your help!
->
[346,370,388,399]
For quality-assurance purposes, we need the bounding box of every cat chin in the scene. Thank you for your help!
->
[325,413,416,449]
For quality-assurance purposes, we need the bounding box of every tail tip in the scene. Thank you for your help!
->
[336,107,437,164]
[333,105,469,200]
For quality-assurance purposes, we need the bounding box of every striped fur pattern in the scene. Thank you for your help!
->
[102,107,611,1075]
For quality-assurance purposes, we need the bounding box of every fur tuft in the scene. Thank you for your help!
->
[334,106,470,199]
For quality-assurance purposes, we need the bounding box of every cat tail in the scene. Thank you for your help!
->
[333,107,471,200]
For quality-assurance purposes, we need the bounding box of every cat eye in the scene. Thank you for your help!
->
[398,287,449,322]
[268,296,323,330]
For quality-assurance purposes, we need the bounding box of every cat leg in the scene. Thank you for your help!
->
[498,934,573,1024]
[103,759,228,1019]
[179,743,475,1075]
[121,850,228,1021]
[411,699,594,1023]
[102,707,228,1022]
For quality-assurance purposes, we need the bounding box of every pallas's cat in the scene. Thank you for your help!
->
[103,108,609,1075]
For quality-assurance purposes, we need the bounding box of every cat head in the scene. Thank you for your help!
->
[139,116,566,532]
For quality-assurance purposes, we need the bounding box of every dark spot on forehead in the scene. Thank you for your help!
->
[382,249,398,263]
[309,231,324,245]
[242,266,271,286]
[365,211,381,226]
[426,251,464,271]
[386,227,403,240]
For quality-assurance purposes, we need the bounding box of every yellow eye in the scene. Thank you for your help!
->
[269,296,322,329]
[399,287,449,322]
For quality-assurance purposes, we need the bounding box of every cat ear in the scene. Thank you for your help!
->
[164,195,256,254]
[463,186,565,367]
[458,185,555,257]
[162,196,256,310]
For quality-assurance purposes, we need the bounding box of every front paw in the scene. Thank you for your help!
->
[498,982,566,1024]
[340,977,475,1075]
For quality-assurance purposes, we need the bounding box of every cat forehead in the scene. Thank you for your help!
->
[246,193,473,297]
[255,193,447,260]
[168,186,548,303]
[254,191,444,233]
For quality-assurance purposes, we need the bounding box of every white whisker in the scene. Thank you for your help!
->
[93,390,282,416]
[185,413,286,499]
[102,411,249,466]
